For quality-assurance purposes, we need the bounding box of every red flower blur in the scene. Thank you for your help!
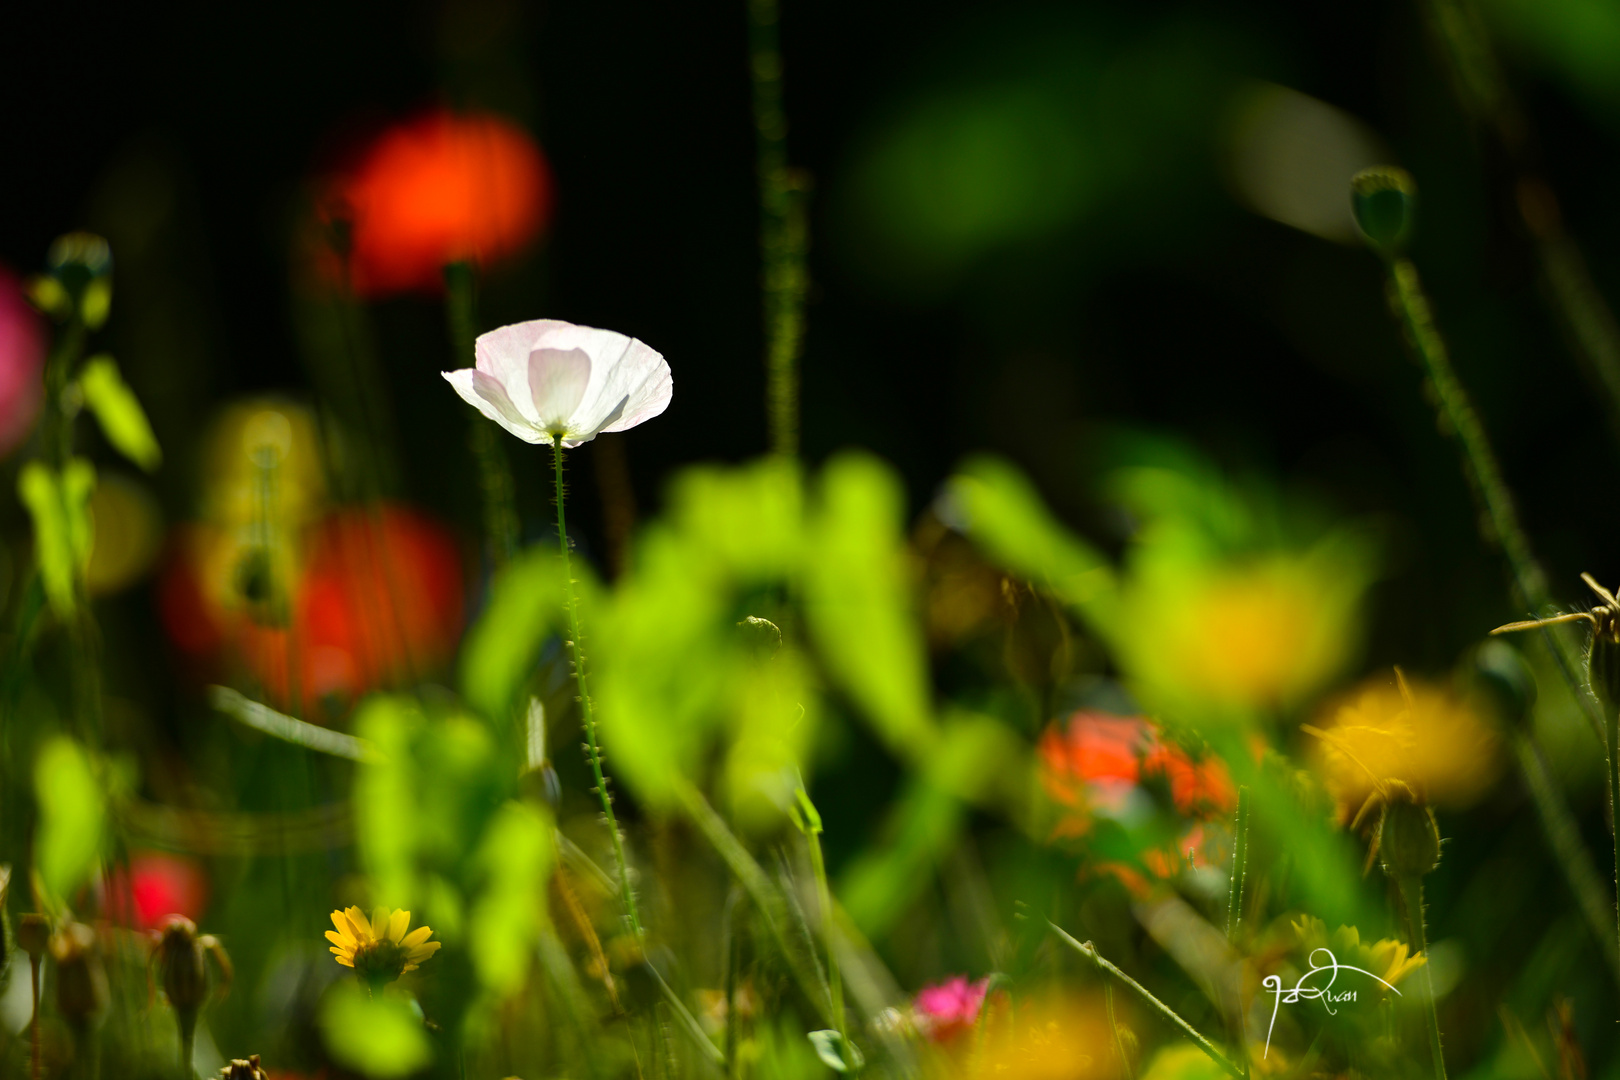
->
[1039,710,1235,894]
[0,267,44,456]
[325,110,553,296]
[161,505,464,718]
[103,852,208,931]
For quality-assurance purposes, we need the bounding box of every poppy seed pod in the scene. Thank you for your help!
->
[50,922,108,1028]
[1351,167,1416,257]
[1378,794,1441,881]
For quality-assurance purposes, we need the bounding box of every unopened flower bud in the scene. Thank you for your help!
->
[37,232,113,329]
[158,916,210,1014]
[17,913,50,958]
[1351,167,1417,256]
[219,1054,269,1080]
[1378,794,1441,880]
[50,922,108,1028]
[738,615,783,661]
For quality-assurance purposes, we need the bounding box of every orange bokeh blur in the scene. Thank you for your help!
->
[326,109,553,296]
[161,505,464,719]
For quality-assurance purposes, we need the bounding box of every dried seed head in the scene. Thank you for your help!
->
[50,922,108,1027]
[218,1054,269,1080]
[17,913,50,959]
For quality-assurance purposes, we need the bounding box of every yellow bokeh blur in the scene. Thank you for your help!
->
[956,991,1111,1080]
[1309,671,1501,813]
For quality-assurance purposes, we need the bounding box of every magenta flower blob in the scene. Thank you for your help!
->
[0,269,44,457]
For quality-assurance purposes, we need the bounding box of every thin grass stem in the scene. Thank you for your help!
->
[1048,921,1243,1080]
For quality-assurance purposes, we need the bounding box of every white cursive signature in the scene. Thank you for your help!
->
[1262,948,1401,1058]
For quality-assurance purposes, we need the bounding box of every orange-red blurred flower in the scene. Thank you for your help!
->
[102,851,208,931]
[0,267,44,456]
[1040,710,1235,896]
[1039,710,1235,830]
[325,110,553,296]
[161,505,464,718]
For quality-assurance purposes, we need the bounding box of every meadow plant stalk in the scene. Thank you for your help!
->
[1397,876,1449,1080]
[1380,252,1620,988]
[551,442,645,943]
[792,783,846,1044]
[1225,786,1250,942]
[748,0,809,458]
[1049,922,1244,1080]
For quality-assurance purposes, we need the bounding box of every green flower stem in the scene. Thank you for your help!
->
[748,0,809,458]
[1396,876,1449,1080]
[177,1008,196,1078]
[29,954,41,1080]
[1509,731,1620,981]
[674,776,837,1029]
[1104,979,1135,1080]
[1382,255,1620,988]
[1225,786,1250,942]
[446,262,518,568]
[1049,922,1244,1080]
[793,784,845,1043]
[552,441,644,944]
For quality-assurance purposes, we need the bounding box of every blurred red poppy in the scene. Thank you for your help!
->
[325,110,553,296]
[161,505,464,718]
[0,267,44,456]
[103,851,208,931]
[1038,710,1235,828]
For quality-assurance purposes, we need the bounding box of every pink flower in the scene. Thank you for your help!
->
[0,268,44,456]
[914,976,990,1042]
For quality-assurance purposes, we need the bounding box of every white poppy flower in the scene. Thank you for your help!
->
[442,319,672,448]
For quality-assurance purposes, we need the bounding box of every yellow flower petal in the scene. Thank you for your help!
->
[344,906,373,940]
[400,926,434,949]
[336,956,354,967]
[407,941,442,963]
[372,907,393,940]
[330,911,357,940]
[388,909,411,943]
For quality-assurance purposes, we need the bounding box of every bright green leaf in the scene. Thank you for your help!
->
[79,356,161,471]
[459,546,573,721]
[33,737,105,907]
[354,696,424,906]
[18,459,95,617]
[947,454,1118,634]
[469,800,553,994]
[318,981,433,1077]
[808,1030,865,1073]
[804,452,935,757]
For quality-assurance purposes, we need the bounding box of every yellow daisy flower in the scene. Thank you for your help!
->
[325,906,440,987]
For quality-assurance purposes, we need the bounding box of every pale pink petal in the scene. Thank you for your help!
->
[443,369,548,444]
[528,348,591,431]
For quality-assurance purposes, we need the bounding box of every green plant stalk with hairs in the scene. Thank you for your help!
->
[551,441,646,945]
[792,781,846,1047]
[1379,251,1620,994]
[1397,876,1449,1080]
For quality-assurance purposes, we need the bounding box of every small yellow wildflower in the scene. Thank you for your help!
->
[1291,915,1425,990]
[1306,669,1499,817]
[325,906,440,987]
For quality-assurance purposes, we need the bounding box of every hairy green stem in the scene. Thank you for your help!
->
[552,442,644,942]
[1383,255,1620,991]
[748,0,808,458]
[1049,922,1243,1080]
[446,262,518,567]
[1225,786,1250,942]
[794,785,845,1042]
[1397,876,1449,1080]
